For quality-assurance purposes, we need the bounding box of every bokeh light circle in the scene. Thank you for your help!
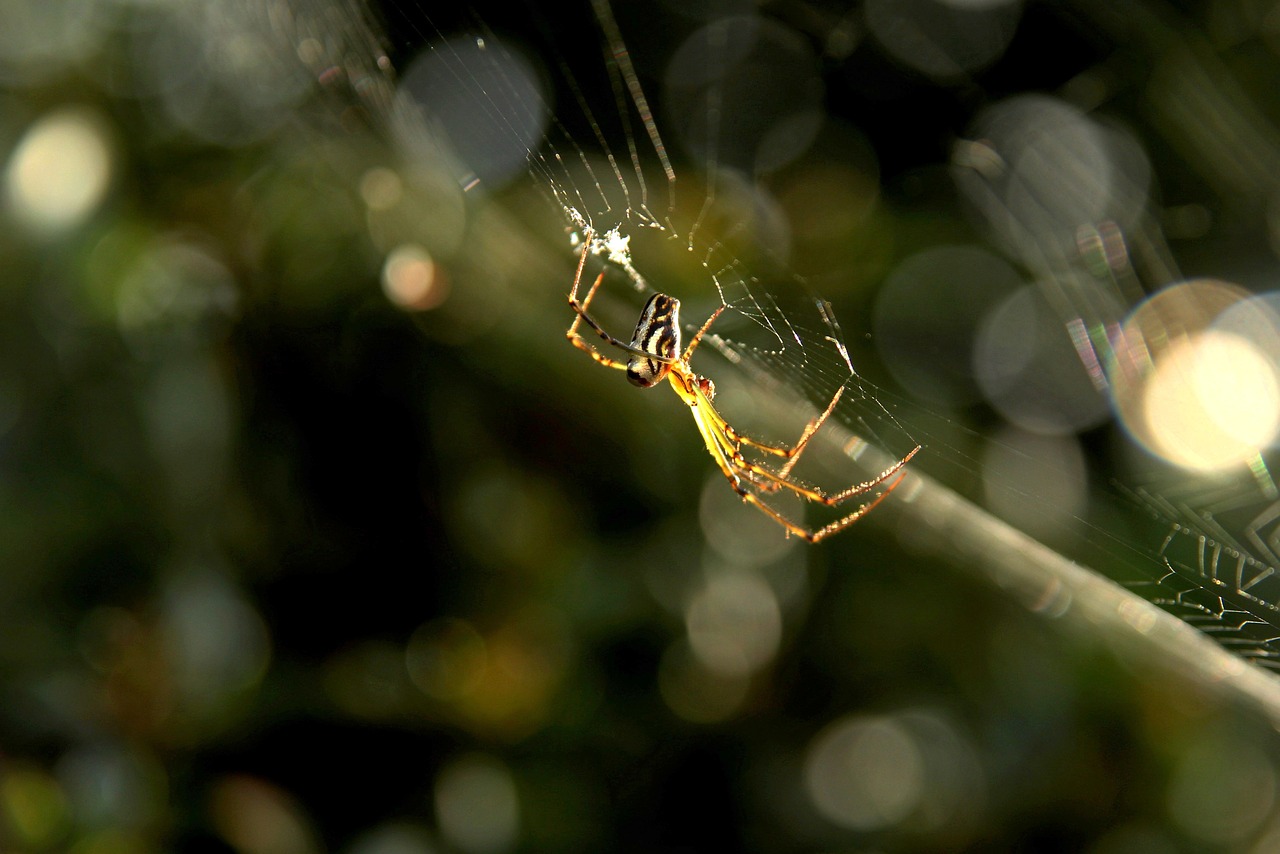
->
[665,16,822,175]
[398,36,548,190]
[1166,731,1277,844]
[138,7,312,146]
[658,640,750,722]
[1109,279,1280,472]
[804,715,925,830]
[382,244,450,312]
[973,282,1116,434]
[982,427,1088,537]
[434,754,520,854]
[874,244,1026,406]
[684,571,782,677]
[5,107,113,233]
[955,95,1151,266]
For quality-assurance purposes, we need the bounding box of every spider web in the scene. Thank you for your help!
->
[1115,477,1280,669]
[279,0,1280,670]
[938,15,1280,669]
[382,0,922,500]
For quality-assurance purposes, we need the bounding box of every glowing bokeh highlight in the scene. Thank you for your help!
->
[56,742,166,832]
[875,245,1026,406]
[1144,331,1280,469]
[405,618,487,701]
[699,474,797,566]
[973,283,1116,434]
[209,775,319,854]
[160,570,272,732]
[665,16,822,174]
[5,107,112,233]
[404,610,568,741]
[803,710,986,836]
[137,5,310,146]
[0,765,68,848]
[1109,280,1280,472]
[382,244,449,311]
[359,167,404,211]
[955,95,1151,267]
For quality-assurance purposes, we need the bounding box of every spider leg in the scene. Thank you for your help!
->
[729,386,920,507]
[687,384,916,542]
[725,385,844,471]
[566,234,628,349]
[697,386,921,505]
[736,490,822,541]
[805,468,911,543]
[725,444,917,507]
[568,232,594,304]
[688,405,820,540]
[681,304,726,362]
[743,469,910,542]
[566,239,623,347]
[566,238,682,368]
[704,420,912,543]
[726,444,919,507]
[775,385,844,480]
[567,268,631,372]
[676,308,842,492]
[819,445,921,504]
[729,456,912,543]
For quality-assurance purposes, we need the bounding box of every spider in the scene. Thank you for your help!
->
[564,234,921,543]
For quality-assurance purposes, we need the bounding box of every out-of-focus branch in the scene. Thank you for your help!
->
[815,408,1280,728]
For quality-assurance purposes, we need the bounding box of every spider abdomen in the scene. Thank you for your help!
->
[626,293,682,388]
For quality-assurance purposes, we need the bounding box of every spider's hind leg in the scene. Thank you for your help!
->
[727,385,848,494]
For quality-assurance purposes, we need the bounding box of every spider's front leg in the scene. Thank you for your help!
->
[566,268,633,372]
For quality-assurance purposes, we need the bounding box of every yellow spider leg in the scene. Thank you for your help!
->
[567,229,595,303]
[716,389,919,505]
[566,244,681,370]
[741,490,822,541]
[566,236,644,369]
[688,388,835,504]
[681,376,916,541]
[686,398,817,539]
[681,380,741,484]
[680,304,726,362]
[774,385,844,480]
[724,385,844,472]
[566,270,631,372]
[818,445,920,503]
[565,241,919,543]
[670,300,834,474]
[806,468,910,543]
[733,439,919,507]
